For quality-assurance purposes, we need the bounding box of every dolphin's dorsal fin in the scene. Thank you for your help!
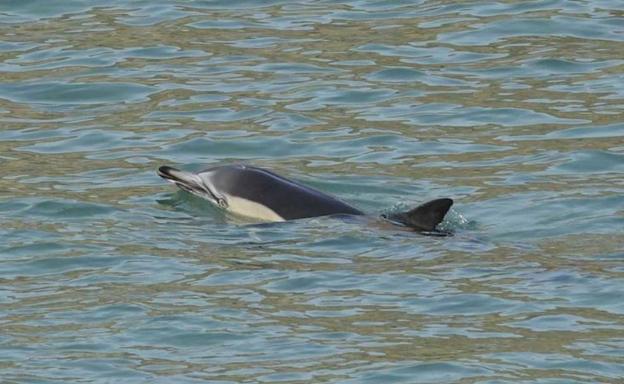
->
[389,198,453,231]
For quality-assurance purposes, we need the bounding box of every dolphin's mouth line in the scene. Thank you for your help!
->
[199,182,221,205]
[179,181,220,204]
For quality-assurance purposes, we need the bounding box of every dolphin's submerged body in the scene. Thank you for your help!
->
[158,164,453,232]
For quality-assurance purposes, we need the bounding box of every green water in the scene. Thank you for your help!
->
[1,1,623,383]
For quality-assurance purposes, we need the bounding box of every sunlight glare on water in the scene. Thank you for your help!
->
[1,1,623,383]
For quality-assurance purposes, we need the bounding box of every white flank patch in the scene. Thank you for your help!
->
[226,196,285,222]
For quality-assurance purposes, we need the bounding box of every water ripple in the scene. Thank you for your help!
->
[1,1,624,383]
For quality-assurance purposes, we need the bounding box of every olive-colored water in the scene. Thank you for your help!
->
[1,1,623,383]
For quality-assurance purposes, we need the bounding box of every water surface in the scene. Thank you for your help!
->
[1,1,623,383]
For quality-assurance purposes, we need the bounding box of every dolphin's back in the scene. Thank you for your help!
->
[207,165,364,220]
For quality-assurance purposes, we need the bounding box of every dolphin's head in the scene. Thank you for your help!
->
[158,165,229,209]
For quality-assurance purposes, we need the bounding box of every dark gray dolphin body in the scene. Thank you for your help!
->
[158,164,452,232]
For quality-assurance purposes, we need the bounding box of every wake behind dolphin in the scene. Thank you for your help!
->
[158,164,453,232]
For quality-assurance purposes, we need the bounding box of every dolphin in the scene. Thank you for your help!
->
[157,164,453,232]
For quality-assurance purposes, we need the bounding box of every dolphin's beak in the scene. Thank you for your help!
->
[157,165,219,204]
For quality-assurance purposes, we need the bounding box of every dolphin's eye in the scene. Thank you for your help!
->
[217,198,228,208]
